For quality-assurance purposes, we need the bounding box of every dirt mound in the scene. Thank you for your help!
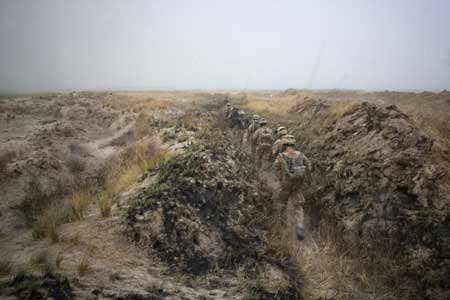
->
[288,98,329,116]
[126,130,302,298]
[293,100,450,299]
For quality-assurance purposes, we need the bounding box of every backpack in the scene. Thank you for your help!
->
[281,152,306,182]
[259,128,273,145]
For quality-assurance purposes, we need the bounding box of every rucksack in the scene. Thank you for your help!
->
[259,128,273,145]
[281,152,306,182]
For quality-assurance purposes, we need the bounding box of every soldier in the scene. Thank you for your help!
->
[245,115,260,147]
[228,107,241,129]
[273,137,311,241]
[237,110,249,130]
[224,103,232,116]
[252,119,272,166]
[272,127,288,160]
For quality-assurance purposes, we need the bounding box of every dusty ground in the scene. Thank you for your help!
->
[0,93,136,239]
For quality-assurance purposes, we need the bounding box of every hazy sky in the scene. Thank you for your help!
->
[0,0,449,92]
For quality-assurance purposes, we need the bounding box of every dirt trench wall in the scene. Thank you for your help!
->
[125,129,303,299]
[292,100,450,299]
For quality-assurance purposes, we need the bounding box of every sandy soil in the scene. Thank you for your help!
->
[0,93,136,241]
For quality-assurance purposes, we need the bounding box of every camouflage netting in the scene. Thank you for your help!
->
[292,100,450,299]
[125,130,302,299]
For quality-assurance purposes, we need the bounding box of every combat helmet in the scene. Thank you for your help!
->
[258,119,268,125]
[282,135,296,146]
[277,126,288,137]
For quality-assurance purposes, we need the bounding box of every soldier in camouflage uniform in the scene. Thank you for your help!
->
[250,119,268,157]
[237,110,250,146]
[252,120,273,168]
[228,107,241,129]
[238,110,249,130]
[224,103,232,116]
[272,127,288,160]
[245,115,260,148]
[273,136,311,241]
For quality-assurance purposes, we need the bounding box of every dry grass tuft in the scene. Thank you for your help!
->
[31,202,69,242]
[0,150,17,173]
[267,204,401,300]
[63,232,81,246]
[77,257,93,277]
[28,250,55,275]
[102,94,175,114]
[0,259,14,277]
[97,192,112,217]
[241,94,299,119]
[296,221,402,300]
[55,252,64,269]
[66,190,92,221]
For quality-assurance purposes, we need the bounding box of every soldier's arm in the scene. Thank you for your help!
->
[302,153,312,171]
[251,130,259,143]
[272,155,282,175]
[272,142,278,156]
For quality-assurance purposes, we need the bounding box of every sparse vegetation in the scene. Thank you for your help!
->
[64,232,81,246]
[66,189,91,221]
[0,150,16,173]
[0,259,13,277]
[97,192,112,217]
[31,202,68,242]
[101,94,175,113]
[21,178,64,224]
[28,250,55,275]
[77,257,93,277]
[55,252,64,269]
[4,90,449,299]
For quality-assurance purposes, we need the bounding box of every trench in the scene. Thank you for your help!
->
[222,107,405,300]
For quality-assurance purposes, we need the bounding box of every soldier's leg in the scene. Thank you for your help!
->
[256,147,262,169]
[251,142,256,157]
[292,190,306,241]
[262,147,271,170]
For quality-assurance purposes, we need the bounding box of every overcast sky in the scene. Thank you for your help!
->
[0,0,449,93]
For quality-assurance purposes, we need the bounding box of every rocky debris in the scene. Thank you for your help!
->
[0,272,74,300]
[293,100,450,299]
[125,128,302,298]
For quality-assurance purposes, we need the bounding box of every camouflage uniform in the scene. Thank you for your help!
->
[272,128,288,160]
[253,121,273,168]
[246,116,261,151]
[228,107,241,129]
[238,111,249,130]
[273,139,311,240]
[237,111,250,146]
[224,103,232,116]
